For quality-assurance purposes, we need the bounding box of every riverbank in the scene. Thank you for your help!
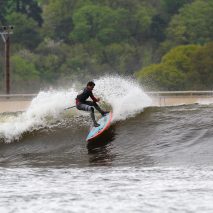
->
[0,91,212,113]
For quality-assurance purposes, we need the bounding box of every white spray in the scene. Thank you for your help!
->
[0,89,77,143]
[95,76,152,121]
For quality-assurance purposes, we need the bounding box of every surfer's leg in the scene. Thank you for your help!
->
[94,103,109,116]
[85,101,108,116]
[76,103,91,111]
[77,103,100,127]
[90,107,100,127]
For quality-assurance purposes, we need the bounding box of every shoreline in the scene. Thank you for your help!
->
[0,91,212,113]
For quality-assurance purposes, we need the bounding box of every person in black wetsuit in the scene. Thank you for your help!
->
[76,81,109,127]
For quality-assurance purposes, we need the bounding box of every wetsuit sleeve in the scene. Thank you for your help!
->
[90,91,98,102]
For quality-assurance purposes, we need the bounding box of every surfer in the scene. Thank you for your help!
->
[76,81,109,127]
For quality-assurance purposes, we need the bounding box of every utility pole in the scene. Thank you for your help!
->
[0,26,13,94]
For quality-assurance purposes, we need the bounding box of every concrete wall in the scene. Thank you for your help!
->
[0,92,213,113]
[147,91,213,107]
[0,94,35,113]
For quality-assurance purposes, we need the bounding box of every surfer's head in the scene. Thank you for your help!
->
[87,81,95,90]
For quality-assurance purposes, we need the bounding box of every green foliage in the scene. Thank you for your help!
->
[76,0,142,11]
[6,12,42,49]
[191,42,213,89]
[136,63,186,90]
[166,0,213,46]
[102,43,137,73]
[163,0,193,14]
[132,5,156,41]
[0,0,42,26]
[136,44,213,90]
[35,40,66,82]
[10,50,42,93]
[59,44,90,74]
[37,54,61,82]
[42,0,76,40]
[0,0,212,92]
[162,45,198,72]
[11,53,39,81]
[0,0,16,24]
[16,0,43,26]
[70,4,130,45]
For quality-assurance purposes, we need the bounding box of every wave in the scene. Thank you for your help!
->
[1,104,212,167]
[0,75,152,143]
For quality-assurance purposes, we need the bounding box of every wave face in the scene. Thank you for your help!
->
[0,103,213,213]
[0,99,212,167]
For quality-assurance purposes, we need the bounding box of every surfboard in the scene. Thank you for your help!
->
[86,112,113,142]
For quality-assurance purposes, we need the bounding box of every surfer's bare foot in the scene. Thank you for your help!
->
[94,123,100,127]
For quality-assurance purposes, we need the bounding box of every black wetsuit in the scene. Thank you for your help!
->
[76,87,97,104]
[75,87,105,126]
[76,87,104,114]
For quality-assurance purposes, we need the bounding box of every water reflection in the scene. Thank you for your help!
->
[87,125,116,151]
[88,126,116,166]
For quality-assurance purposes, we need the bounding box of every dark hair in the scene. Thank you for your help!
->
[87,81,95,86]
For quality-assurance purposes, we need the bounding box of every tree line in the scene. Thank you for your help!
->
[0,0,212,92]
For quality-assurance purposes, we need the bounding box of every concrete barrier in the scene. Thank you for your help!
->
[0,91,212,113]
[147,91,213,106]
[0,94,36,113]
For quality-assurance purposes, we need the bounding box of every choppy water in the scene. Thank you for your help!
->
[0,76,213,212]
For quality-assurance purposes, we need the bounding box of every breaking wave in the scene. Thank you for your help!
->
[0,76,152,143]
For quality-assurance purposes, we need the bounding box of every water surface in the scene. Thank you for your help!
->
[0,77,213,212]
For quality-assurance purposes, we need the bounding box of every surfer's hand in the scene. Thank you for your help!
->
[96,98,100,102]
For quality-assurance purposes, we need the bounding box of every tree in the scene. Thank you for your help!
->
[163,0,193,15]
[136,63,186,90]
[70,5,130,45]
[191,42,213,89]
[16,0,43,26]
[35,38,71,82]
[6,12,42,49]
[12,54,39,81]
[0,0,42,26]
[101,42,137,74]
[162,45,198,73]
[136,45,201,90]
[2,0,212,93]
[11,51,40,92]
[0,0,15,24]
[166,0,213,46]
[42,0,77,41]
[132,6,156,41]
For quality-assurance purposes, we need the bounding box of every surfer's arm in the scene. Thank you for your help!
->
[90,92,100,102]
